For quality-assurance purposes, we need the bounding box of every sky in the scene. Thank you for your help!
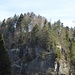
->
[0,0,75,28]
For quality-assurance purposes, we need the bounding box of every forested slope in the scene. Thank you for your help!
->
[0,12,75,75]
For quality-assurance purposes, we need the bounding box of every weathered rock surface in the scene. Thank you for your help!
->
[8,45,69,75]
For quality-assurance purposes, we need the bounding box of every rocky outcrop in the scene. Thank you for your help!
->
[27,54,55,74]
[59,59,69,75]
[8,44,70,75]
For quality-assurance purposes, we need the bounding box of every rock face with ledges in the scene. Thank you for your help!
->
[27,54,55,74]
[8,45,69,75]
[59,58,69,75]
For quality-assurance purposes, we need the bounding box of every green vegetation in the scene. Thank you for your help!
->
[0,33,11,75]
[55,47,62,62]
[31,24,40,47]
[42,25,52,51]
[0,12,75,74]
[41,51,45,60]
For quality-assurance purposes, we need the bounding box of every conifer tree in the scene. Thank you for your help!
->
[0,33,11,75]
[31,24,39,47]
[65,26,69,40]
[42,25,52,51]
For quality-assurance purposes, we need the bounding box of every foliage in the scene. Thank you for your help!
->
[0,12,75,67]
[69,42,75,61]
[65,26,69,40]
[55,47,62,62]
[41,51,45,60]
[42,24,53,51]
[0,33,11,75]
[31,24,40,47]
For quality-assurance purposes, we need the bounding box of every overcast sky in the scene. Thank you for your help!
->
[0,0,75,27]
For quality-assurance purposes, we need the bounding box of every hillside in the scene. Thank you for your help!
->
[0,12,75,75]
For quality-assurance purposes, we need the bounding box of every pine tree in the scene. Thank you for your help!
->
[72,27,75,41]
[65,26,69,40]
[1,19,6,27]
[31,24,39,47]
[42,25,52,51]
[0,33,11,75]
[48,22,51,29]
[16,13,24,29]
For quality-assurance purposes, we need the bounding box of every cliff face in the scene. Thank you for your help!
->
[55,43,70,75]
[8,45,70,75]
[59,59,69,74]
[54,56,69,75]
